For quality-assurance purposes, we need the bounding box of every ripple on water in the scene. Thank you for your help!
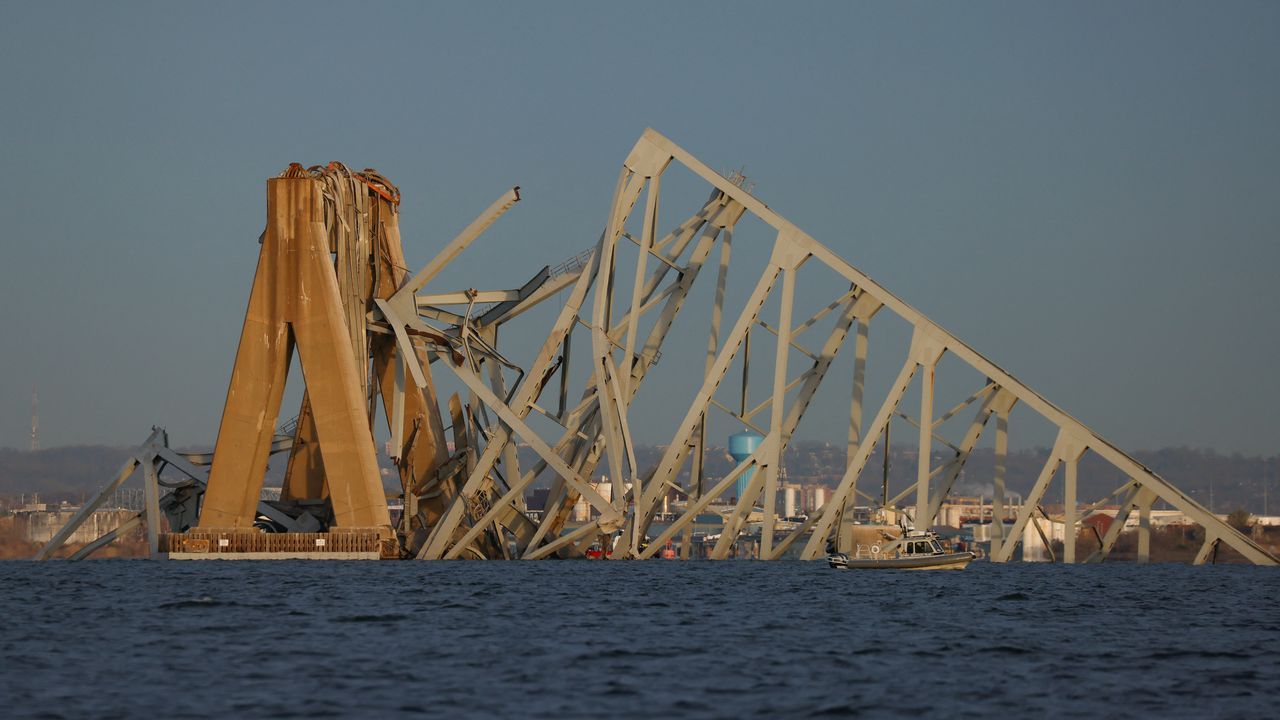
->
[0,561,1277,719]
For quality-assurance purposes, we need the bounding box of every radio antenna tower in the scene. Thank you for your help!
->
[30,385,39,452]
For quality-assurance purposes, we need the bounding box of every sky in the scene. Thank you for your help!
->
[0,1,1277,455]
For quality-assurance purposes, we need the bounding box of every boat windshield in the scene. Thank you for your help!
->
[930,540,943,553]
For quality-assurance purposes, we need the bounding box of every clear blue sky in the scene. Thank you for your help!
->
[1,1,1277,454]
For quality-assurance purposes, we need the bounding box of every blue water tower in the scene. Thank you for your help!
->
[728,431,764,503]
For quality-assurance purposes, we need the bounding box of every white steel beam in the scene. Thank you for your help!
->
[761,257,797,558]
[628,129,1276,565]
[1137,487,1153,563]
[801,347,921,560]
[991,435,1067,563]
[992,407,1009,558]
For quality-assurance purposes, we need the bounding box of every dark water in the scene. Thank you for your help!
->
[1,561,1278,719]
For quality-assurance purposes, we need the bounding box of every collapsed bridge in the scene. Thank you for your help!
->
[37,130,1277,564]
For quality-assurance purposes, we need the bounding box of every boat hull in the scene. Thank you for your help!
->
[827,551,975,570]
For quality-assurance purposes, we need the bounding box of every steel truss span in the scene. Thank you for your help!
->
[37,131,1276,565]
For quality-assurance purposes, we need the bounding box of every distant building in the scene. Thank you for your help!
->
[10,506,139,546]
[526,488,550,513]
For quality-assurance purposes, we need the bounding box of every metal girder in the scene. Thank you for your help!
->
[916,388,1012,531]
[67,513,142,561]
[43,130,1274,566]
[412,230,606,559]
[991,435,1069,563]
[35,428,300,561]
[801,350,922,559]
[1087,484,1141,563]
[33,431,153,560]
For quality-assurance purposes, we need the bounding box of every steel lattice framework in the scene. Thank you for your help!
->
[37,130,1277,565]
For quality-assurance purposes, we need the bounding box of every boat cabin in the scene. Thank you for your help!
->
[902,534,945,556]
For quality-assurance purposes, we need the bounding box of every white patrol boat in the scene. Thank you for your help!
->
[827,529,975,570]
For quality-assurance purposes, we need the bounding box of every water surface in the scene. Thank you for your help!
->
[1,561,1276,718]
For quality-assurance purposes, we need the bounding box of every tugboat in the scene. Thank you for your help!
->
[827,529,975,570]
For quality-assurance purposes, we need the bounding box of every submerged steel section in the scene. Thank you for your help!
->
[34,131,1277,565]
